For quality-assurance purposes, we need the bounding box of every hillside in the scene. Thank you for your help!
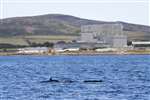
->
[0,14,150,41]
[0,14,105,36]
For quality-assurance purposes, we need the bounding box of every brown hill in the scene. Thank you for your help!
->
[0,14,150,41]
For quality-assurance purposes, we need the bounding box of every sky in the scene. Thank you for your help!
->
[0,0,150,25]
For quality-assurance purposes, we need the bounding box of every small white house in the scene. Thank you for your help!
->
[17,47,49,54]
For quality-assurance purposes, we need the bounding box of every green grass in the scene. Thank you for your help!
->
[0,37,28,45]
[0,35,78,46]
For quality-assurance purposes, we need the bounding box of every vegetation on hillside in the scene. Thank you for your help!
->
[0,14,149,37]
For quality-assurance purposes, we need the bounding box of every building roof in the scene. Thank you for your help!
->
[18,47,48,50]
[132,41,150,45]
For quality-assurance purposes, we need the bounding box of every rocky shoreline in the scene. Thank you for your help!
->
[0,50,150,56]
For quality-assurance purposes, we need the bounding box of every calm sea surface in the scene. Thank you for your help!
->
[0,55,150,100]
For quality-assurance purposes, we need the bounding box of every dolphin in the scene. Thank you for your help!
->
[40,77,103,84]
[40,77,59,83]
[83,80,103,83]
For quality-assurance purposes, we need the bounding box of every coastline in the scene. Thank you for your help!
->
[0,50,150,56]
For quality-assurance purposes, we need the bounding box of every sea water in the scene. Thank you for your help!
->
[0,55,150,100]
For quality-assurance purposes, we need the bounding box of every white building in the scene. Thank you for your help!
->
[95,48,117,52]
[79,24,127,48]
[81,24,123,35]
[54,47,79,52]
[18,47,49,54]
[112,35,127,48]
[53,43,80,52]
[80,33,97,43]
[132,41,150,48]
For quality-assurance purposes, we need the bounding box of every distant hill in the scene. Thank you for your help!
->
[0,14,150,41]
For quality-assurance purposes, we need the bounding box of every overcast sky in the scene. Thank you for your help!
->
[1,0,150,25]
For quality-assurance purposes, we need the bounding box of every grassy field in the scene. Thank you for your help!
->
[0,35,78,46]
[0,37,28,45]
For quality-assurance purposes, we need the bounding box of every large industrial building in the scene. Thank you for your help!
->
[54,24,128,51]
[79,24,127,48]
